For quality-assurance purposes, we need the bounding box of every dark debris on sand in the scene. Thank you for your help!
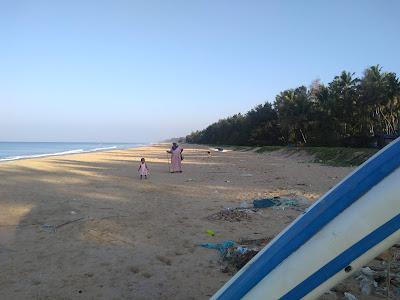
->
[206,208,259,222]
[220,237,274,274]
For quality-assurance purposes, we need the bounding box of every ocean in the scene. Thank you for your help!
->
[0,142,144,162]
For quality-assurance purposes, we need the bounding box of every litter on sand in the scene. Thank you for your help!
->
[253,198,279,208]
[207,207,259,222]
[253,197,299,209]
[343,292,357,300]
[206,229,215,236]
[200,240,236,254]
[201,237,273,274]
[207,195,309,223]
[252,196,308,211]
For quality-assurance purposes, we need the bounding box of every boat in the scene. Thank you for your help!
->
[212,137,400,299]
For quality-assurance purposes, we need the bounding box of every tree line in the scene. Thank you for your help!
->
[186,65,400,147]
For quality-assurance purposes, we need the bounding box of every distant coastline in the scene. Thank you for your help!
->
[0,142,146,162]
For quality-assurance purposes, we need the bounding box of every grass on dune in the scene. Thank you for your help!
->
[240,145,376,166]
[213,143,377,167]
[254,146,283,153]
[302,147,377,167]
[282,146,377,167]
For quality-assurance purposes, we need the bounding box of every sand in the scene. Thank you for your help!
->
[0,144,378,299]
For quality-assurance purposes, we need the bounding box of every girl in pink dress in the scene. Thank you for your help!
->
[138,158,149,179]
[167,143,183,173]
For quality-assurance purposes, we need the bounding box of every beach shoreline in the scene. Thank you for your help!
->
[1,143,377,299]
[0,142,148,163]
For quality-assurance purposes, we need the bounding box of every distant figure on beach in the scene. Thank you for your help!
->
[138,158,149,179]
[167,142,183,173]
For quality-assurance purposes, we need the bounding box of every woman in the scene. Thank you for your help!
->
[167,142,183,173]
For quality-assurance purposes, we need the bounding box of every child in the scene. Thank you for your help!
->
[138,158,149,179]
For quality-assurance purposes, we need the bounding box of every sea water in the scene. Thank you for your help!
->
[0,142,143,162]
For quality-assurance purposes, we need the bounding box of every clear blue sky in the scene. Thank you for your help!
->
[1,0,399,142]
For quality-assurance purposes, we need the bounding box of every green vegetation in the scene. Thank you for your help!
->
[254,146,282,153]
[231,146,253,151]
[186,65,399,148]
[241,145,375,166]
[283,147,377,167]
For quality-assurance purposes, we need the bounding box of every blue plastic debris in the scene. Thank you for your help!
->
[200,240,236,254]
[253,198,280,208]
[253,197,299,209]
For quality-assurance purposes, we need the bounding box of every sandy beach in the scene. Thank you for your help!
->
[0,144,381,299]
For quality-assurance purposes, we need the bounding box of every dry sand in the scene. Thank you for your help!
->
[0,144,382,299]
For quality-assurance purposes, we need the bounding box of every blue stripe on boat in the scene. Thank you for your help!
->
[216,138,400,300]
[281,213,400,299]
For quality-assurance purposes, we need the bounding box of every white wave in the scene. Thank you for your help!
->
[91,146,117,151]
[0,149,85,162]
[0,143,146,163]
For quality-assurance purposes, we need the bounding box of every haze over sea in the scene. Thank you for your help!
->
[0,142,143,162]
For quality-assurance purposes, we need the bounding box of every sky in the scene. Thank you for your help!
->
[1,0,399,143]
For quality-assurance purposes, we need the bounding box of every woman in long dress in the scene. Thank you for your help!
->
[167,142,183,173]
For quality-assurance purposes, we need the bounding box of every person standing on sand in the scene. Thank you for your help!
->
[167,142,183,173]
[138,158,149,179]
